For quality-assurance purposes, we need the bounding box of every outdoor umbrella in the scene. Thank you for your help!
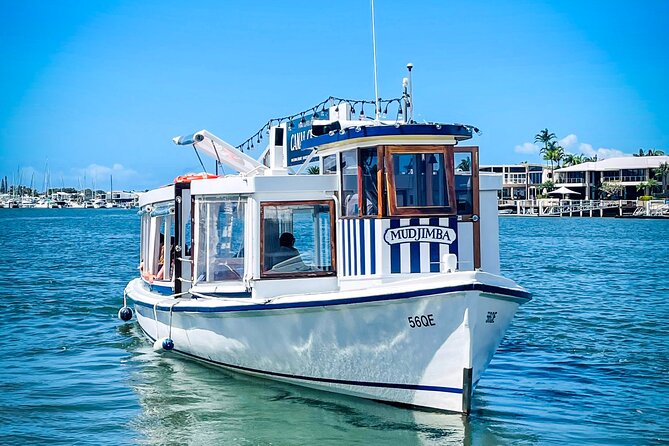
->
[548,186,581,197]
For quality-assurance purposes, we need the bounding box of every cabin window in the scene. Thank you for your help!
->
[340,148,379,217]
[385,147,455,215]
[261,201,335,277]
[139,202,175,281]
[322,154,337,175]
[360,148,379,215]
[455,152,474,215]
[341,150,359,216]
[194,196,246,283]
[454,147,479,218]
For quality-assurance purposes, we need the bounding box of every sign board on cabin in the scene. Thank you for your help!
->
[285,111,330,167]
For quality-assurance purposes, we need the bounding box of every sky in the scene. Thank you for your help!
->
[1,0,668,191]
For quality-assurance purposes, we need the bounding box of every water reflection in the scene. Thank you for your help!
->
[125,326,468,445]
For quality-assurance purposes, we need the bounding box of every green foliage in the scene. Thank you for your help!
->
[600,181,623,198]
[636,179,660,197]
[563,153,586,167]
[537,180,555,198]
[306,166,320,175]
[633,149,665,157]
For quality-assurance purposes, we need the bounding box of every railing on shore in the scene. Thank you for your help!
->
[500,199,645,217]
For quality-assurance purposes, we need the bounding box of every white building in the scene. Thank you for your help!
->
[554,156,669,199]
[479,163,548,200]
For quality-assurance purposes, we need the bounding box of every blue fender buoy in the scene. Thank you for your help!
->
[162,338,174,351]
[118,306,133,322]
[153,337,174,352]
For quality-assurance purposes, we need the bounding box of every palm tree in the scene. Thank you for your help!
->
[541,141,564,177]
[563,154,581,167]
[534,128,556,154]
[655,162,669,195]
[540,146,555,175]
[550,142,565,168]
[634,148,665,157]
[636,178,660,197]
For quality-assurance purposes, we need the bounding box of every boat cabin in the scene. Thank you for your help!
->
[137,104,502,298]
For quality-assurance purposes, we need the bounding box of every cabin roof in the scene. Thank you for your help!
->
[302,123,473,153]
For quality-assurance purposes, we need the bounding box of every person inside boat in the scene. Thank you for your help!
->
[270,232,307,272]
[155,236,175,281]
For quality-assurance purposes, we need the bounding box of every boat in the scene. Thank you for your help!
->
[121,76,531,414]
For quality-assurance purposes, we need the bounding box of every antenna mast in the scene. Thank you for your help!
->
[371,0,380,120]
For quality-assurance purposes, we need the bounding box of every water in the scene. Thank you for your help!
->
[1,209,667,445]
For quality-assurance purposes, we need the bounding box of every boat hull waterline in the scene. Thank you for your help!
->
[127,275,529,413]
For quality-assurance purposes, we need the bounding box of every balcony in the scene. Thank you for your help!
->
[620,175,645,182]
[555,177,585,184]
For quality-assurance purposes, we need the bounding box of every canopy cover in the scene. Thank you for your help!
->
[173,130,266,176]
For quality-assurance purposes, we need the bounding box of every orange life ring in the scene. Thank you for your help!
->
[173,172,219,183]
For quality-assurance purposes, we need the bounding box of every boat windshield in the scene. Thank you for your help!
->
[194,196,246,283]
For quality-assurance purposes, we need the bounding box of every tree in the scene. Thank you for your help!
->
[537,180,554,197]
[600,181,623,199]
[655,162,669,194]
[634,149,666,157]
[549,141,565,168]
[540,141,564,178]
[563,153,586,167]
[534,128,557,151]
[636,178,660,197]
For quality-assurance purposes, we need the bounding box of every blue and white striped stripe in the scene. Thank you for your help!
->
[340,217,458,276]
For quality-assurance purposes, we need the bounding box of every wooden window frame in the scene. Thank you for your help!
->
[384,145,457,217]
[339,147,386,219]
[259,200,337,279]
[453,146,480,221]
[454,146,481,269]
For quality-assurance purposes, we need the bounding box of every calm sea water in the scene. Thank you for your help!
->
[1,209,667,445]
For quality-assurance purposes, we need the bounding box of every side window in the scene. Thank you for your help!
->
[360,148,379,216]
[261,201,335,277]
[322,154,337,175]
[341,150,359,217]
[195,196,245,283]
[139,203,174,281]
[454,152,473,215]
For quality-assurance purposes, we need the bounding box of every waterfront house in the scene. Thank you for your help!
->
[553,156,669,199]
[479,163,547,200]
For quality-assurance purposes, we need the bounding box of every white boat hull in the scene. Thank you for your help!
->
[127,273,528,413]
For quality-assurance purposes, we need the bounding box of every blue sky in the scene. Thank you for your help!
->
[1,0,668,191]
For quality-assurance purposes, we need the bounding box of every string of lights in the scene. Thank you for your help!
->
[235,96,405,152]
